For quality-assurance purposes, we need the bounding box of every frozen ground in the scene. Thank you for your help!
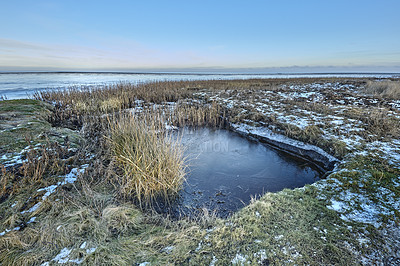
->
[1,78,399,264]
[191,79,400,264]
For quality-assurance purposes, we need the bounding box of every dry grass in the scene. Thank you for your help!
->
[364,80,400,99]
[361,108,400,140]
[20,141,68,184]
[0,140,69,203]
[343,106,400,140]
[106,113,186,207]
[0,162,203,265]
[171,101,228,128]
[33,78,343,127]
[2,78,399,264]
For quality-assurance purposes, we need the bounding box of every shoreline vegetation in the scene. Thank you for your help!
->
[0,77,400,264]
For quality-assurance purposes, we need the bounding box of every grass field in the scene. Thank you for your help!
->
[1,77,399,265]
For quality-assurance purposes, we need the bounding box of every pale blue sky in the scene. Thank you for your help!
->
[1,0,399,72]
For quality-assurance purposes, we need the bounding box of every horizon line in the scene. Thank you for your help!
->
[1,71,400,75]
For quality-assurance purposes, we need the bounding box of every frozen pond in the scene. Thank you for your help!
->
[167,128,322,218]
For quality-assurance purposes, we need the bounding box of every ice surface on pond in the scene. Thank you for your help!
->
[167,128,322,217]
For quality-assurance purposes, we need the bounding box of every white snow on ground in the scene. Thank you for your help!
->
[51,248,77,264]
[41,242,97,265]
[206,82,381,157]
[0,226,22,236]
[2,154,27,167]
[231,253,249,265]
[162,246,175,254]
[328,199,347,213]
[0,145,39,167]
[254,249,268,264]
[80,242,87,249]
[327,190,387,228]
[316,167,400,229]
[366,140,400,164]
[21,166,88,215]
[209,256,218,266]
[389,100,400,110]
[0,165,88,238]
[202,80,400,263]
[205,80,400,261]
[276,114,310,129]
[86,247,97,254]
[27,217,36,224]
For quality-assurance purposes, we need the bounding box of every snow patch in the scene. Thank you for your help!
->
[231,253,248,265]
[231,123,338,163]
[21,165,87,215]
[51,248,74,264]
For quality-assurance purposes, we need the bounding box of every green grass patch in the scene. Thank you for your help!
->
[0,99,52,115]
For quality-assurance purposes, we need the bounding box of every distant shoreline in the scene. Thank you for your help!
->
[1,72,399,100]
[1,71,400,76]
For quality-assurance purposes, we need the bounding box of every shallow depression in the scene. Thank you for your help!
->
[168,128,322,218]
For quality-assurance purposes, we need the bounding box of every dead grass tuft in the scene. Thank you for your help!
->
[364,80,400,99]
[107,113,186,207]
[20,141,68,184]
[361,108,400,140]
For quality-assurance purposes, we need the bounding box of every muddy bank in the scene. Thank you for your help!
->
[231,124,339,172]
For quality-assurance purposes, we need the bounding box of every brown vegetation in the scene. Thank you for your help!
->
[106,113,186,207]
[364,80,400,99]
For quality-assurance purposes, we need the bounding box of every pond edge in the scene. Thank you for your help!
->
[230,123,339,172]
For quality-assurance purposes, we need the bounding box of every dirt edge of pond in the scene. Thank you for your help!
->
[231,124,339,172]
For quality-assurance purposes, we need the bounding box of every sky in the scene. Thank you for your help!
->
[0,0,400,73]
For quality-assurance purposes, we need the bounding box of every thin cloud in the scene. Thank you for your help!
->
[0,38,235,70]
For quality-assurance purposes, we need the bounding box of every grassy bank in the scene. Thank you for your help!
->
[1,78,399,265]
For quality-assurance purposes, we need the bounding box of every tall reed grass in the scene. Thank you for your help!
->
[171,102,228,128]
[107,113,186,207]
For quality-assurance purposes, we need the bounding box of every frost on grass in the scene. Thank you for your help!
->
[21,166,87,214]
[366,140,400,165]
[254,249,268,264]
[162,246,175,254]
[327,191,385,228]
[0,226,22,236]
[318,167,400,229]
[231,253,249,265]
[50,247,84,264]
[209,256,218,266]
[0,165,88,238]
[51,248,75,264]
[3,78,400,265]
[42,242,97,265]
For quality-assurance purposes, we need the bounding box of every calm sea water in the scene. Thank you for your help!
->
[0,72,397,99]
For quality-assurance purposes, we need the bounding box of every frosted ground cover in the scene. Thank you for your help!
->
[1,78,400,264]
[203,81,397,152]
[193,80,400,263]
[0,165,88,237]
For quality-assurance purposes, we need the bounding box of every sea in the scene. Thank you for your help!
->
[0,72,398,99]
